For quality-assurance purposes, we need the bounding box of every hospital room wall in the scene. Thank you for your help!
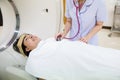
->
[13,0,61,39]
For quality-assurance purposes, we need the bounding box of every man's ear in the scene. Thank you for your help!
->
[25,47,31,52]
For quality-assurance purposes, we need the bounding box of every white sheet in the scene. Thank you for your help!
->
[25,38,120,80]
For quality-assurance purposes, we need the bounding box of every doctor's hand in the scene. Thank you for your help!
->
[55,32,66,41]
[79,36,90,44]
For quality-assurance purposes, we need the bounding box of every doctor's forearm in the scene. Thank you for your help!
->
[63,19,72,36]
[63,22,71,34]
[86,22,103,39]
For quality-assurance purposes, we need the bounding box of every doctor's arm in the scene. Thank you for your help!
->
[62,18,72,37]
[55,18,72,39]
[79,21,103,43]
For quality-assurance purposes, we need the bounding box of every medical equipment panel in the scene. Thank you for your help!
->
[0,8,3,26]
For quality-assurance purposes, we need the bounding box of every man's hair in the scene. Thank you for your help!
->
[13,34,31,57]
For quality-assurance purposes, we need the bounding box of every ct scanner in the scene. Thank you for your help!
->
[0,0,63,80]
[0,0,118,80]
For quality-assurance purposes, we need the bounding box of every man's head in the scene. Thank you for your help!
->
[13,33,40,56]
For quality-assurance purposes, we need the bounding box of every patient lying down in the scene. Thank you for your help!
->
[13,33,120,80]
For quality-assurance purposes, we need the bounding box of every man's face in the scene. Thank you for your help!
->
[23,34,40,51]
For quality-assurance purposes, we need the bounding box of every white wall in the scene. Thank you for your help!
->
[13,0,60,39]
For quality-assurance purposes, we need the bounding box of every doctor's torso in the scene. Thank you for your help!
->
[66,0,106,42]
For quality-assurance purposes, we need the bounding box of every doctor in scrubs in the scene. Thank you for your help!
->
[56,0,107,45]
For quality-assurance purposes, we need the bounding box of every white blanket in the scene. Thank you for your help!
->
[25,38,120,80]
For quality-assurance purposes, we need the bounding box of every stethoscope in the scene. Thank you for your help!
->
[56,0,94,41]
[64,0,83,40]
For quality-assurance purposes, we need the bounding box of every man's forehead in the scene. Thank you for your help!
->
[24,34,34,40]
[23,34,30,41]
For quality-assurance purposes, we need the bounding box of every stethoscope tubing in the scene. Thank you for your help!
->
[64,0,81,39]
[64,0,94,40]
